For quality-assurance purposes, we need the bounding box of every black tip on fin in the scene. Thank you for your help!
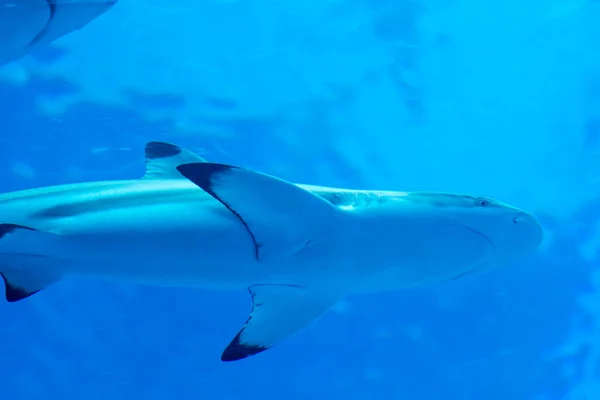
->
[176,162,238,192]
[221,333,269,362]
[0,224,35,239]
[0,224,59,302]
[1,273,40,302]
[0,224,39,301]
[145,142,182,159]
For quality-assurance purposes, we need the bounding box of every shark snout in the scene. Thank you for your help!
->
[513,212,527,224]
[512,211,544,249]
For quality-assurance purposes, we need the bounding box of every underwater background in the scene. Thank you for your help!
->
[1,0,600,398]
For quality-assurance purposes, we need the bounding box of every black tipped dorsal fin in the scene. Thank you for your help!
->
[176,163,340,262]
[221,284,340,362]
[143,142,207,180]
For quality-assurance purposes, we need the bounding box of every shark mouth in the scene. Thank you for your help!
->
[444,224,495,280]
[460,225,495,252]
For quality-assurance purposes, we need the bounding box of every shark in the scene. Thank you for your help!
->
[0,141,544,362]
[0,0,116,66]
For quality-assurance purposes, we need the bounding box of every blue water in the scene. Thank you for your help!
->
[1,1,599,399]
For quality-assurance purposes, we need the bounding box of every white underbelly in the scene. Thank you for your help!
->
[0,198,349,290]
[0,201,275,289]
[64,213,267,288]
[54,205,343,289]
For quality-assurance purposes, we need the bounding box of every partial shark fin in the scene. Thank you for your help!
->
[1,268,61,302]
[221,284,339,362]
[176,163,341,262]
[143,142,207,180]
[0,224,63,302]
[0,0,49,66]
[30,0,117,46]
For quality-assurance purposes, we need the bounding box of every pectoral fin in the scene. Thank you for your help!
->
[30,0,117,46]
[1,267,62,302]
[0,224,63,302]
[176,163,341,262]
[0,0,48,65]
[221,284,339,362]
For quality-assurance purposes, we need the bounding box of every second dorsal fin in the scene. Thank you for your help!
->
[143,142,207,180]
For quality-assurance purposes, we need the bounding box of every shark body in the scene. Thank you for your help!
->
[0,0,116,66]
[0,142,544,361]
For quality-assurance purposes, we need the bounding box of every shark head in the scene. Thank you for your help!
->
[405,193,544,272]
[348,191,545,286]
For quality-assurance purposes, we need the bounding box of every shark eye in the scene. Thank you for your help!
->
[476,198,490,207]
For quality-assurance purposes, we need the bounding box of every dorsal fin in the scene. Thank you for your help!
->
[143,142,207,180]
